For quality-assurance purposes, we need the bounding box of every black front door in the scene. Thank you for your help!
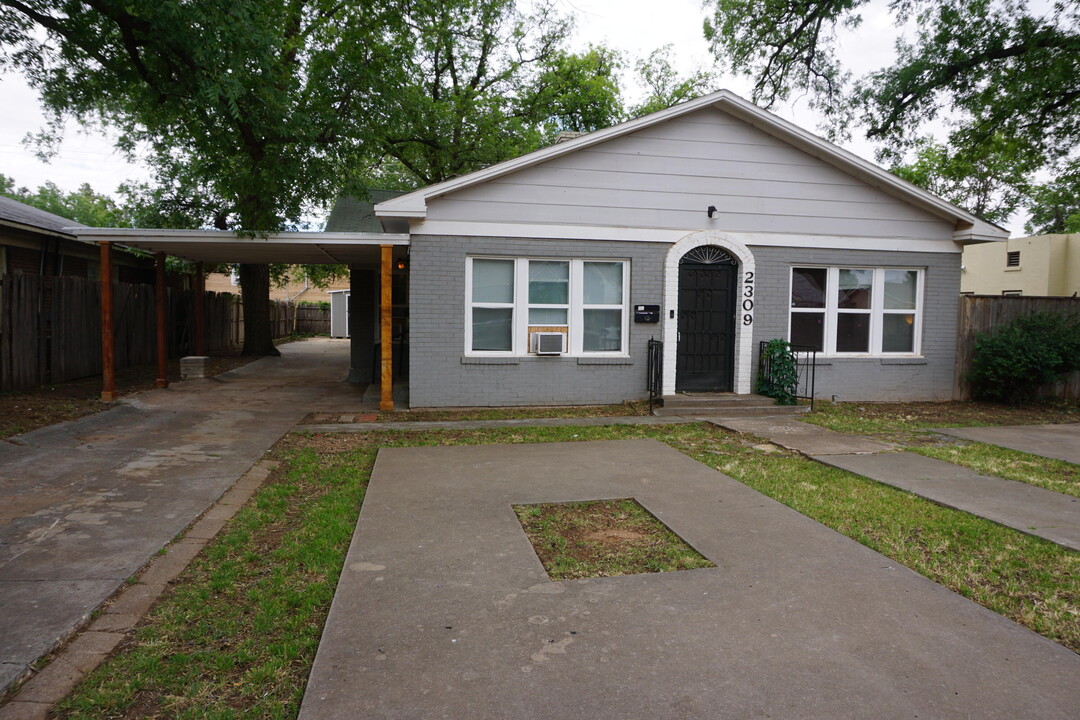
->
[676,256,737,392]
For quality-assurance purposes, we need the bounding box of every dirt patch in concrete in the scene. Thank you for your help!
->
[513,498,715,581]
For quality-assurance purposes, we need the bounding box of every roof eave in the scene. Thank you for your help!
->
[1,218,84,241]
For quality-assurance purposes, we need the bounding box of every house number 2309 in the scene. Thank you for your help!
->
[741,271,755,325]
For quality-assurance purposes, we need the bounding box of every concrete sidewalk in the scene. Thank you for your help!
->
[300,440,1080,720]
[934,423,1080,464]
[0,338,360,694]
[713,415,1080,552]
[708,415,895,455]
[818,452,1080,551]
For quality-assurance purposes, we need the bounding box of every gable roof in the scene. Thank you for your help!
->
[0,195,88,238]
[326,189,407,232]
[375,90,1007,242]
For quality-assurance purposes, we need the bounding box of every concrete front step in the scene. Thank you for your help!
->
[654,394,809,417]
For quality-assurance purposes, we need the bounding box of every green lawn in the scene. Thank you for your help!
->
[803,400,1080,498]
[53,422,1080,720]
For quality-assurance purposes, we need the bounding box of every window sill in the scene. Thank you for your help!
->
[577,356,633,365]
[461,356,520,365]
[1004,267,1022,272]
[461,355,631,365]
[804,355,926,364]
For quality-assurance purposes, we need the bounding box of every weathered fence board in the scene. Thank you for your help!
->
[954,295,1080,401]
[1,274,333,391]
[51,276,102,383]
[295,305,331,335]
[0,274,44,391]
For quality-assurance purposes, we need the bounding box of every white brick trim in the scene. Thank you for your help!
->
[663,231,756,396]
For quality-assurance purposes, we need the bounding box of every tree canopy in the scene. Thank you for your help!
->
[0,0,408,353]
[364,1,628,188]
[889,135,1039,225]
[1,173,130,227]
[1025,160,1080,234]
[628,45,717,118]
[703,0,1080,174]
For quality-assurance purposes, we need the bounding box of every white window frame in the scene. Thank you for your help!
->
[465,256,630,357]
[787,266,924,357]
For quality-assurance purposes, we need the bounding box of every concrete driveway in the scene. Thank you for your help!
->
[934,423,1080,464]
[300,439,1080,720]
[0,338,359,693]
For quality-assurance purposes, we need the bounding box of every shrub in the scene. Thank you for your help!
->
[757,338,799,405]
[968,312,1080,403]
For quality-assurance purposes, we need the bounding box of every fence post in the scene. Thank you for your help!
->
[99,242,117,401]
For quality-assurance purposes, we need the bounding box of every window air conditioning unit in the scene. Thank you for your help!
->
[531,331,567,355]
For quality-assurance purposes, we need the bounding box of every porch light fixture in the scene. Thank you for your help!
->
[396,258,407,270]
[707,205,718,218]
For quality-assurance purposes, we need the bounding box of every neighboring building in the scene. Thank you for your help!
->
[201,192,407,303]
[961,233,1080,297]
[203,269,350,303]
[359,90,1006,407]
[0,195,154,283]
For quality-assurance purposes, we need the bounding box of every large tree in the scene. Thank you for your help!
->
[1,173,129,227]
[369,0,624,187]
[628,45,717,118]
[889,135,1038,225]
[0,0,404,354]
[703,0,1080,173]
[1025,160,1080,235]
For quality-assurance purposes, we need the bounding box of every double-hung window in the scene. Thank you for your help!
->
[789,267,922,355]
[467,257,629,355]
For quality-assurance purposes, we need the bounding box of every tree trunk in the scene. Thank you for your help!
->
[238,263,280,356]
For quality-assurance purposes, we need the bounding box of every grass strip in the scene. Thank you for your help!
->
[54,423,1079,720]
[802,400,1080,443]
[912,442,1080,499]
[54,444,373,720]
[514,499,715,580]
[802,400,1080,497]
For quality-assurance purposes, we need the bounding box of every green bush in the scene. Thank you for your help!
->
[757,338,799,405]
[968,312,1080,403]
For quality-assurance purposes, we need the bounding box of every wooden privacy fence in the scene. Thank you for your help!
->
[954,295,1080,401]
[0,274,331,392]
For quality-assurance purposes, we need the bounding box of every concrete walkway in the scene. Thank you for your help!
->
[712,416,1080,552]
[933,423,1080,464]
[0,338,360,694]
[708,416,895,455]
[300,440,1080,720]
[818,452,1080,551]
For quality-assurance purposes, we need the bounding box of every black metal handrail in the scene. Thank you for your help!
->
[646,337,663,412]
[757,340,817,410]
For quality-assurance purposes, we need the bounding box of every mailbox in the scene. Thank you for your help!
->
[634,304,660,323]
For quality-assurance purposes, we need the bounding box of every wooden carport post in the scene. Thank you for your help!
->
[99,241,117,401]
[380,244,393,411]
[194,261,206,356]
[155,252,169,388]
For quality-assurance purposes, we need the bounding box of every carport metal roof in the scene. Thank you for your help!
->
[69,227,409,265]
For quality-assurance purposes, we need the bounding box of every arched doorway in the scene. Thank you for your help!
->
[675,245,738,392]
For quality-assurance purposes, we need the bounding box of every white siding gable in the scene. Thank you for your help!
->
[423,107,955,240]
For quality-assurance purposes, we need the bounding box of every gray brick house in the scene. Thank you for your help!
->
[361,90,1007,408]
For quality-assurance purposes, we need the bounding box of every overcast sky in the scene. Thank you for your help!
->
[0,0,1028,234]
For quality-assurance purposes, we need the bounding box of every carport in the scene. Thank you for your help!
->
[69,227,409,410]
